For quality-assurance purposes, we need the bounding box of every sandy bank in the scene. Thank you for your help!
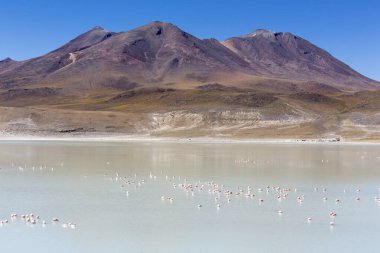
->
[0,132,379,145]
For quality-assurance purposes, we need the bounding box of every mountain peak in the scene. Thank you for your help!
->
[243,29,299,40]
[244,29,276,38]
[137,21,180,31]
[0,57,16,63]
[127,20,190,39]
[47,26,113,56]
[144,21,172,27]
[91,26,105,31]
[149,20,166,25]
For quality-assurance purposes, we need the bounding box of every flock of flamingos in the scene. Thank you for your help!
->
[110,167,380,227]
[1,160,380,230]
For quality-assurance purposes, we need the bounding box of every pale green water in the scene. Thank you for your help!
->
[0,141,379,253]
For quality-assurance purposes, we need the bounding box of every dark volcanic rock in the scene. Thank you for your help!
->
[289,92,337,103]
[223,93,278,107]
[110,87,176,101]
[101,77,139,90]
[196,83,228,91]
[0,87,60,100]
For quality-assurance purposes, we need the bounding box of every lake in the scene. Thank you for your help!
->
[0,141,379,253]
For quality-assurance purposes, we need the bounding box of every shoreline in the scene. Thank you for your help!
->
[0,133,379,145]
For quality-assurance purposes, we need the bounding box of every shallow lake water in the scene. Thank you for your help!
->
[0,141,379,253]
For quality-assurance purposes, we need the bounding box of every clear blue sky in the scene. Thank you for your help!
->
[1,0,379,81]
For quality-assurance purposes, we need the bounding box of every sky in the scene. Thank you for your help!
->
[1,0,379,81]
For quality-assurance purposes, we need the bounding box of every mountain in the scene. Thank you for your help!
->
[222,29,377,90]
[0,21,378,92]
[0,26,114,89]
[0,21,379,140]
